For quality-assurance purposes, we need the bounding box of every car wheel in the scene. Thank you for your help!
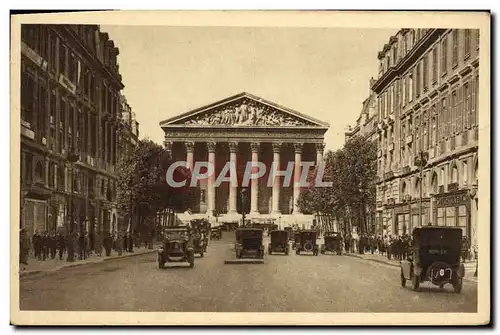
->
[411,272,420,291]
[189,260,194,268]
[439,283,444,289]
[296,249,300,255]
[453,277,463,293]
[285,249,289,255]
[200,252,204,258]
[401,270,406,287]
[269,249,272,255]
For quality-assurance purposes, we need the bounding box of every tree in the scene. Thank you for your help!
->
[298,136,377,236]
[116,139,193,238]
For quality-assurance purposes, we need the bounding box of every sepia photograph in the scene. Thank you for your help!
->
[10,10,490,325]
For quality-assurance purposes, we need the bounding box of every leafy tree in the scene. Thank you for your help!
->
[298,136,377,235]
[116,139,193,238]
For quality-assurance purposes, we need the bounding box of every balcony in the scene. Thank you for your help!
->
[21,120,35,140]
[384,171,394,180]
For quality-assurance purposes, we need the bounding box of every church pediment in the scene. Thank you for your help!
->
[160,92,329,128]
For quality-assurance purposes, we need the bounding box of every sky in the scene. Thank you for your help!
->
[101,25,396,151]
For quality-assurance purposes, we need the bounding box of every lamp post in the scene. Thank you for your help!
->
[66,147,79,262]
[240,188,248,227]
[415,151,429,228]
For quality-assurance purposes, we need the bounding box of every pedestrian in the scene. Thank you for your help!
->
[79,230,86,260]
[41,231,49,261]
[20,228,31,265]
[49,232,57,259]
[32,230,41,260]
[57,232,66,260]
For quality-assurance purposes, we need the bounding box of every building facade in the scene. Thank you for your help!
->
[160,92,329,228]
[372,28,479,253]
[20,24,137,244]
[345,79,379,143]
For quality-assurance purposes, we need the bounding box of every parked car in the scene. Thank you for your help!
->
[235,228,264,259]
[400,226,465,293]
[268,230,290,255]
[295,230,319,255]
[157,226,195,268]
[210,226,222,240]
[320,231,343,255]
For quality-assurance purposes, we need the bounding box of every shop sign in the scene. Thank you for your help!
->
[436,190,469,207]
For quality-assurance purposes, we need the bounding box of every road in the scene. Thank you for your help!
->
[20,232,477,312]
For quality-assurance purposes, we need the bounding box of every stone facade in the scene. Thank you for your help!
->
[160,92,329,226]
[372,28,479,253]
[20,24,139,244]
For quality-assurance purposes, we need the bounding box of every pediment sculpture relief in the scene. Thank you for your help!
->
[183,100,314,127]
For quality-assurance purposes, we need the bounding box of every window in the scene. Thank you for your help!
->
[472,75,478,126]
[21,25,37,50]
[38,86,47,137]
[452,30,458,67]
[451,165,458,183]
[408,73,414,102]
[463,161,468,185]
[68,53,76,82]
[457,205,467,237]
[39,27,48,59]
[441,37,447,75]
[432,47,438,83]
[387,87,392,116]
[49,33,57,71]
[21,72,35,125]
[441,97,447,138]
[451,90,457,134]
[201,190,206,203]
[463,82,470,128]
[423,54,429,90]
[464,29,471,57]
[446,207,456,227]
[476,29,480,49]
[416,63,421,97]
[59,44,67,75]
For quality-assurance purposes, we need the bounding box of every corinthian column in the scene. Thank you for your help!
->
[163,138,173,159]
[293,143,303,214]
[228,142,238,214]
[316,142,325,165]
[185,141,195,171]
[250,142,260,215]
[271,142,282,215]
[207,141,217,215]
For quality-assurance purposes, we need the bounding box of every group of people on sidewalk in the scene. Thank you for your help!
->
[19,228,155,266]
[342,233,476,263]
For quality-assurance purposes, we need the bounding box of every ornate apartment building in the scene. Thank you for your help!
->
[372,28,479,250]
[20,24,139,243]
[345,80,379,143]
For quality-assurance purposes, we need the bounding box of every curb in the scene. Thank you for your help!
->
[345,254,478,284]
[20,249,157,279]
[224,259,265,264]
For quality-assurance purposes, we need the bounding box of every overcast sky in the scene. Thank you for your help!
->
[101,25,396,151]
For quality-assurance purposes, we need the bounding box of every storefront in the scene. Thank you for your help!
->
[433,189,471,237]
[389,199,430,236]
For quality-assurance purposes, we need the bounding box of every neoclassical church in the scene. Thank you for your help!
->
[159,92,329,227]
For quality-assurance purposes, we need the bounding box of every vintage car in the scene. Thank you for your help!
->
[235,228,264,259]
[268,230,290,255]
[210,226,222,240]
[400,226,465,293]
[157,226,195,268]
[190,220,207,257]
[295,230,319,255]
[320,231,343,255]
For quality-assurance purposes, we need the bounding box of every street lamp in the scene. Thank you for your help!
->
[415,151,429,228]
[240,188,248,227]
[66,146,79,262]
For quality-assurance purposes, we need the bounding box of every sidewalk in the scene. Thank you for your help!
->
[19,244,161,278]
[345,252,478,283]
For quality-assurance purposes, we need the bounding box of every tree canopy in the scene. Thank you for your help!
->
[298,136,377,235]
